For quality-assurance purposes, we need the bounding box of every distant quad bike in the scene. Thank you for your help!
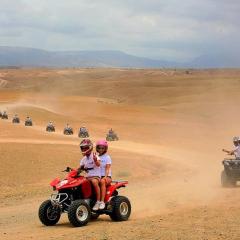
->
[25,118,33,126]
[78,127,89,138]
[12,116,20,124]
[46,123,55,132]
[38,167,131,227]
[106,131,119,141]
[0,111,2,118]
[64,126,73,135]
[1,111,8,119]
[221,158,240,187]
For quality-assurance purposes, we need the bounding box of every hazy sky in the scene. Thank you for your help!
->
[0,0,239,62]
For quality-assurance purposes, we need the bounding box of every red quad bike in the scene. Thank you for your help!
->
[38,167,131,227]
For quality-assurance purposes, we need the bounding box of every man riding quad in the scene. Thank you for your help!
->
[78,126,89,138]
[46,121,55,132]
[1,111,8,119]
[222,136,240,159]
[12,114,20,123]
[106,128,119,141]
[63,124,73,135]
[221,136,240,187]
[25,116,33,126]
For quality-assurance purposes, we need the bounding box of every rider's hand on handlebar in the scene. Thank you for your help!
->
[62,167,72,172]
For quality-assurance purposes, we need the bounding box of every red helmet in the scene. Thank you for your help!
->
[80,139,93,156]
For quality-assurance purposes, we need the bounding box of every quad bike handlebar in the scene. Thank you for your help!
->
[62,167,73,172]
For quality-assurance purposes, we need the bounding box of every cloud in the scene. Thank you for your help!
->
[0,0,239,61]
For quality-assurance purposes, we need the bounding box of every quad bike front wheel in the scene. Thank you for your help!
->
[68,200,91,227]
[109,196,131,221]
[38,200,61,226]
[106,136,113,141]
[12,119,20,124]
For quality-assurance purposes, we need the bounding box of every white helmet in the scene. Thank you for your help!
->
[233,136,239,142]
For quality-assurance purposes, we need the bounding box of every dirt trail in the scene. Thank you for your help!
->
[0,101,63,115]
[0,138,78,145]
[0,72,8,88]
[0,79,8,88]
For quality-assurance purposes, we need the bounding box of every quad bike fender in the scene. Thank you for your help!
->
[50,178,61,187]
[58,177,92,197]
[81,180,92,198]
[105,181,128,202]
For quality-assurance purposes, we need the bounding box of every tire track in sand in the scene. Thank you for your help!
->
[0,138,78,146]
[0,79,8,88]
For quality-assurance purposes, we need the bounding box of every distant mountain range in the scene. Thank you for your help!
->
[0,46,239,68]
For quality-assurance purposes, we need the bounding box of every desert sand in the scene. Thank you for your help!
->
[1,68,240,239]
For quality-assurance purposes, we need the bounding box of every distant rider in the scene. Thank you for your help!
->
[80,126,87,133]
[222,136,240,159]
[109,128,114,135]
[78,139,101,211]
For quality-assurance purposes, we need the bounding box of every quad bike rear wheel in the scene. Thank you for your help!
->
[46,127,55,132]
[109,196,131,221]
[106,136,113,141]
[38,200,61,226]
[64,129,73,135]
[221,170,236,187]
[68,200,91,227]
[12,119,20,123]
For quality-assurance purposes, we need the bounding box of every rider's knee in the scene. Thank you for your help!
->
[100,179,106,186]
[91,179,98,186]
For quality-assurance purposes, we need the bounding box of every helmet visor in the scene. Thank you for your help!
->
[80,146,90,152]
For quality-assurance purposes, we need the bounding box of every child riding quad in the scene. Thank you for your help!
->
[221,136,240,187]
[38,167,131,227]
[12,114,20,124]
[25,116,33,126]
[63,124,73,135]
[78,126,89,138]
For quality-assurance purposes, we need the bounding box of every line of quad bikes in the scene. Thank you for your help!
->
[0,110,119,141]
[0,110,130,227]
